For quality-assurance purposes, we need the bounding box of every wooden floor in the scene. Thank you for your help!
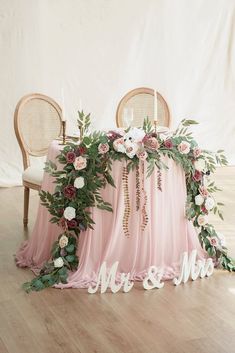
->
[0,167,234,353]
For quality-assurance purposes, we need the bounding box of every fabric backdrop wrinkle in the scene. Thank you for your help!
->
[0,0,235,186]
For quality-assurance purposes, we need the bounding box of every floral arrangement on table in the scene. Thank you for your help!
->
[23,112,235,292]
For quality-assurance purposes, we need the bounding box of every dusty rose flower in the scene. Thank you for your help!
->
[64,185,76,199]
[144,137,159,150]
[193,147,201,158]
[197,214,208,226]
[193,170,202,182]
[208,236,219,247]
[73,156,87,170]
[67,219,78,228]
[199,186,209,198]
[137,150,148,161]
[164,139,173,149]
[178,141,190,154]
[98,143,109,154]
[66,151,76,164]
[59,235,68,248]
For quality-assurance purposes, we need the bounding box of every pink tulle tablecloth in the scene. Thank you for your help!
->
[16,140,206,288]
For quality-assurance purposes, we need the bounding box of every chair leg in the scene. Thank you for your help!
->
[23,187,30,227]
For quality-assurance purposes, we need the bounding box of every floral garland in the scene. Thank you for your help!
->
[23,114,235,292]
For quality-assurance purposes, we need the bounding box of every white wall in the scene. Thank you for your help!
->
[1,0,235,186]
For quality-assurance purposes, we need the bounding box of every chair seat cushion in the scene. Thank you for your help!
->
[22,166,44,186]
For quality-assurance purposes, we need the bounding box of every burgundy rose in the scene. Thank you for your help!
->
[164,139,173,149]
[193,170,202,182]
[76,146,87,156]
[201,205,208,214]
[66,151,76,164]
[64,185,76,199]
[67,219,78,228]
[107,131,122,141]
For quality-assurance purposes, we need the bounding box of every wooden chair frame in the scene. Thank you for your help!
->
[116,87,171,128]
[14,93,62,226]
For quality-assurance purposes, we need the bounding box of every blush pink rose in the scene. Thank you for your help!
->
[178,141,190,154]
[197,214,208,226]
[137,150,148,161]
[199,186,209,198]
[98,143,109,154]
[73,156,87,170]
[193,147,201,158]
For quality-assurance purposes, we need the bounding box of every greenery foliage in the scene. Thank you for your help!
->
[22,114,234,292]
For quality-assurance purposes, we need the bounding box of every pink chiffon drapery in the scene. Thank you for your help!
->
[16,140,206,288]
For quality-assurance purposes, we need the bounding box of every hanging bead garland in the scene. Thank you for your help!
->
[140,161,149,231]
[136,164,141,211]
[122,165,131,237]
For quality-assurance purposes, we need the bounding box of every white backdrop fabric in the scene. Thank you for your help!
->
[0,0,235,186]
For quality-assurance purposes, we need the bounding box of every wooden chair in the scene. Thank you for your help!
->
[14,93,62,226]
[116,87,171,128]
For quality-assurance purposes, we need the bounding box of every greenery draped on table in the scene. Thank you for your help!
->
[23,113,235,292]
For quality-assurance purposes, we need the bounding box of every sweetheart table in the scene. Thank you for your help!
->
[16,139,206,288]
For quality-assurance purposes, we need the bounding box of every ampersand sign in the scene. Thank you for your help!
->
[143,266,164,290]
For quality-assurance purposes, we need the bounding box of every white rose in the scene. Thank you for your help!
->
[54,257,64,268]
[74,176,85,189]
[63,206,76,221]
[195,194,204,206]
[205,197,215,211]
[197,214,209,226]
[194,159,206,172]
[59,235,68,248]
